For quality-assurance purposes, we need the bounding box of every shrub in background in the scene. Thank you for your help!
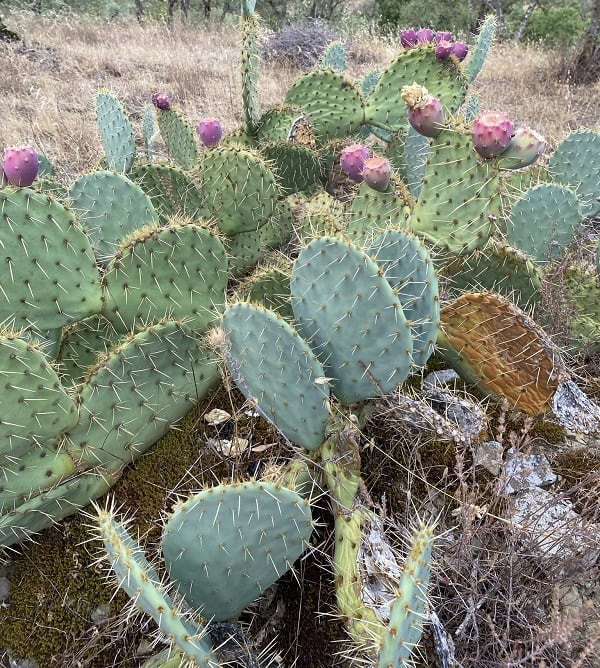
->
[511,0,586,48]
[376,0,472,37]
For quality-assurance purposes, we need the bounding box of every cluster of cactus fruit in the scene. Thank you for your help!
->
[1,0,599,665]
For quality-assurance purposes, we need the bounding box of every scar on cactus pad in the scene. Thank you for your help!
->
[2,145,39,187]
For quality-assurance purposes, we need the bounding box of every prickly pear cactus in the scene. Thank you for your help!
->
[95,89,136,173]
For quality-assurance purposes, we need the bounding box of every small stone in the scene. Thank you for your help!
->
[0,576,9,603]
[204,408,232,425]
[500,448,556,494]
[91,603,111,626]
[474,440,504,476]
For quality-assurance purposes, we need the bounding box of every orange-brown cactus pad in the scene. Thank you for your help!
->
[438,292,566,415]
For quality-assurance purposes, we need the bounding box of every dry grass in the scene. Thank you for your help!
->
[1,12,598,177]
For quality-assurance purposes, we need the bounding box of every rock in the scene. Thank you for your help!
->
[474,441,504,476]
[500,448,556,494]
[510,487,600,562]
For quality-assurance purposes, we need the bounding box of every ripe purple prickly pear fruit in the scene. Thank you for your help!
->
[472,111,515,159]
[340,143,370,183]
[435,31,453,43]
[452,41,468,61]
[400,28,418,48]
[152,92,171,110]
[498,126,546,169]
[2,146,39,187]
[416,28,434,43]
[401,83,445,138]
[362,157,391,193]
[197,118,223,148]
[435,40,454,60]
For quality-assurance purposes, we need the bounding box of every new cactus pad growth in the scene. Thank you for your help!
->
[1,146,39,187]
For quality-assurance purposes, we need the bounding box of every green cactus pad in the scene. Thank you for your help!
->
[0,333,78,457]
[0,470,117,547]
[95,90,136,173]
[157,108,199,171]
[0,187,103,330]
[291,236,414,403]
[261,142,322,194]
[68,170,158,263]
[256,106,309,144]
[548,129,600,219]
[245,265,293,321]
[559,263,600,352]
[198,146,280,235]
[222,302,330,450]
[443,239,542,311]
[377,523,434,667]
[364,46,468,133]
[346,177,412,245]
[463,15,496,83]
[65,320,219,470]
[142,104,155,160]
[321,41,346,71]
[260,196,296,250]
[385,126,430,198]
[162,481,313,620]
[58,315,124,385]
[102,221,228,333]
[241,13,261,135]
[223,229,261,278]
[507,183,582,263]
[408,130,502,254]
[0,445,76,516]
[369,229,439,369]
[284,70,364,145]
[129,162,203,223]
[96,507,218,666]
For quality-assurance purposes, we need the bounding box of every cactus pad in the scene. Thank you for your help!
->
[438,292,566,414]
[95,90,136,173]
[0,187,102,330]
[102,221,228,333]
[162,481,313,620]
[157,107,199,171]
[291,236,414,403]
[222,302,330,450]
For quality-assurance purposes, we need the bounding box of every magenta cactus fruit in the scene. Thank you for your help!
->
[499,126,546,169]
[452,41,468,61]
[435,31,453,43]
[151,92,171,110]
[401,83,445,138]
[362,157,391,193]
[1,146,39,187]
[416,28,434,43]
[400,28,418,48]
[197,118,223,148]
[472,111,515,159]
[435,40,454,60]
[340,143,370,183]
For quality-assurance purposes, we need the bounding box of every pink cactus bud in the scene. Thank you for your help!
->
[435,39,454,60]
[2,146,39,187]
[472,111,515,159]
[197,118,223,148]
[435,31,453,43]
[152,92,171,110]
[400,28,418,48]
[498,126,546,169]
[362,157,391,193]
[416,28,434,43]
[340,143,370,183]
[401,83,445,138]
[452,41,468,61]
